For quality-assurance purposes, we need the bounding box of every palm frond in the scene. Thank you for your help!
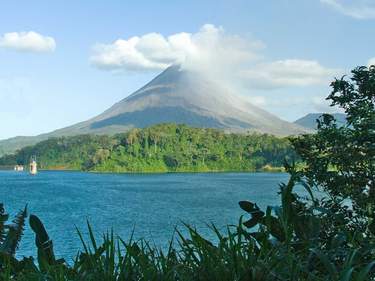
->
[0,205,27,255]
[0,204,9,244]
[29,214,57,268]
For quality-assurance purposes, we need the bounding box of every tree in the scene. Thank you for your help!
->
[92,148,110,165]
[163,154,179,169]
[291,65,375,231]
[125,129,140,146]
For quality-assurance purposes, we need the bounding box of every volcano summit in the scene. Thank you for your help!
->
[0,65,307,155]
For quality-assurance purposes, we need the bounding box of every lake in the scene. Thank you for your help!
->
[0,170,289,261]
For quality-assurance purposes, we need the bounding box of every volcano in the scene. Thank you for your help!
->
[0,65,308,155]
[55,65,306,135]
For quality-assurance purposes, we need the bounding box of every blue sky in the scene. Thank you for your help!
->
[0,0,374,140]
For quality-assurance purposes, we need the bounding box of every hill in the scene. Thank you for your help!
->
[0,135,46,156]
[0,124,296,172]
[294,113,347,130]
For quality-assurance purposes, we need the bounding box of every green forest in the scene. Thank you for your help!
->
[0,124,295,172]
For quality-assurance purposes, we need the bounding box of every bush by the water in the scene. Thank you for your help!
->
[0,65,373,280]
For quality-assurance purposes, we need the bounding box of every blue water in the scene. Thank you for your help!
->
[0,171,289,261]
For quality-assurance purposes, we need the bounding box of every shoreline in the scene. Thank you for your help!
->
[0,167,286,174]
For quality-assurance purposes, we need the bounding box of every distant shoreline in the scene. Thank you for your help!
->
[0,166,286,174]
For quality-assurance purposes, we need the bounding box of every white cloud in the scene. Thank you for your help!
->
[90,24,262,72]
[0,31,56,53]
[312,95,344,113]
[90,24,340,90]
[240,59,340,89]
[246,96,267,107]
[312,96,333,112]
[90,30,197,71]
[368,57,375,66]
[320,0,375,19]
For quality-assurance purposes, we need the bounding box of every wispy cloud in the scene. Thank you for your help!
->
[0,31,56,53]
[368,57,375,66]
[90,24,340,90]
[320,0,375,19]
[239,59,339,89]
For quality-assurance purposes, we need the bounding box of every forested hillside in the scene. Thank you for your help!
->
[0,124,296,172]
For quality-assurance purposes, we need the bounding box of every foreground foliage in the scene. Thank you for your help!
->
[0,65,374,280]
[291,66,375,228]
[0,167,373,280]
[0,125,295,172]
